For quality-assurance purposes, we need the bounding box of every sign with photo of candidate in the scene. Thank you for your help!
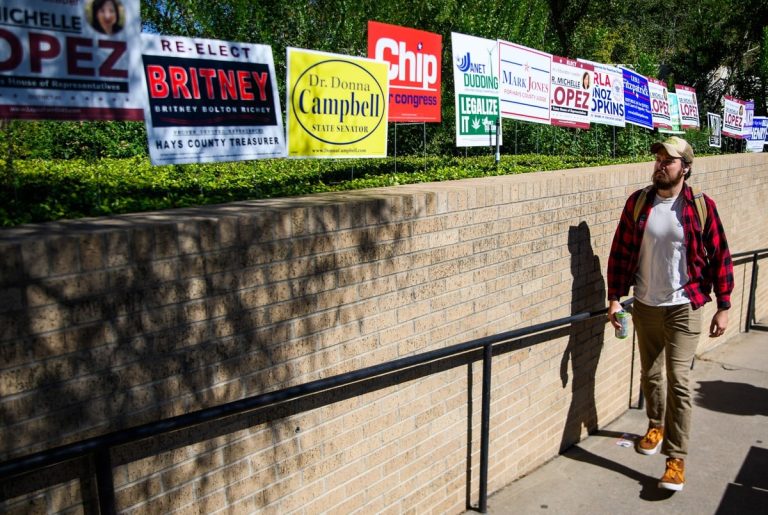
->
[549,56,591,129]
[287,47,389,158]
[140,34,285,165]
[648,78,672,130]
[451,32,501,147]
[722,95,747,138]
[0,0,144,120]
[675,84,700,129]
[368,21,441,122]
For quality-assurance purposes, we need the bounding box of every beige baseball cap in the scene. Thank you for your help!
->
[651,136,694,163]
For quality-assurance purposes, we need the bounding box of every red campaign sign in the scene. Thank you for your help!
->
[550,56,592,129]
[675,84,699,129]
[367,21,441,122]
[648,77,672,129]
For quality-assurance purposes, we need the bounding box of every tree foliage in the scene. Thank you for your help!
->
[570,0,768,114]
[4,0,767,160]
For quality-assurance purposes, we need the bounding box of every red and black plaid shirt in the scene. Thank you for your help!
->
[607,183,734,310]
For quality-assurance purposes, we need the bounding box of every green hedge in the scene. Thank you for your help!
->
[1,154,642,227]
[0,122,730,227]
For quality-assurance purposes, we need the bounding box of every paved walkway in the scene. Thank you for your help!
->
[471,329,768,515]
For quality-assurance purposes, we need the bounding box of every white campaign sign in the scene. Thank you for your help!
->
[708,112,722,148]
[140,34,285,165]
[722,96,746,138]
[675,84,700,129]
[579,59,625,127]
[0,0,144,121]
[648,78,672,130]
[498,40,551,125]
[549,56,591,129]
[451,32,501,147]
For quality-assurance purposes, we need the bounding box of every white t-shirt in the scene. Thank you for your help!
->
[634,194,690,306]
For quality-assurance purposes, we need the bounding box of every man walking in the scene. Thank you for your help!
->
[607,136,734,491]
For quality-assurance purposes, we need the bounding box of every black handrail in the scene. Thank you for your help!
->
[2,246,765,513]
[731,248,768,259]
[0,299,632,514]
[732,248,768,332]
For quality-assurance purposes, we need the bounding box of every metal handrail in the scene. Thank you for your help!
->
[0,299,632,514]
[2,247,765,513]
[732,248,768,332]
[731,248,768,259]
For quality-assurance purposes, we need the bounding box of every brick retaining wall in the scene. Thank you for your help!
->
[1,153,766,514]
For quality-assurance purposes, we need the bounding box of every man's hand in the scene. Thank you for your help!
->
[607,300,623,330]
[710,309,728,337]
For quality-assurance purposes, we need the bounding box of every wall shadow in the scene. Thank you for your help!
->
[694,380,768,416]
[0,195,413,512]
[1,324,574,505]
[559,222,607,452]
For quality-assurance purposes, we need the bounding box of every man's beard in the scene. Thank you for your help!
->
[653,169,684,190]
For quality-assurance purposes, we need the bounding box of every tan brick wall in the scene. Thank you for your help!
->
[1,153,766,513]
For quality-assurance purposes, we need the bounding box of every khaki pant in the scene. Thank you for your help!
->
[633,300,702,459]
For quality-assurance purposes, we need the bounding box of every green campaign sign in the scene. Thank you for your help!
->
[458,94,499,136]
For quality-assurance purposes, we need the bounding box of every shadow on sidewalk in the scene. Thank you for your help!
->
[715,446,768,514]
[563,443,676,502]
[564,429,677,501]
[694,380,768,416]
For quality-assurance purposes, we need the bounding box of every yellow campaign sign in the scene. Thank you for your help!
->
[287,48,389,158]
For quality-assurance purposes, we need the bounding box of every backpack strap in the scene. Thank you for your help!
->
[633,185,708,234]
[633,185,653,224]
[691,186,708,233]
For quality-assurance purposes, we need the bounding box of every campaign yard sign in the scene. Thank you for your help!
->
[578,59,625,127]
[742,100,755,139]
[722,95,747,138]
[549,56,591,129]
[621,67,653,129]
[648,78,672,130]
[746,116,767,152]
[659,93,684,134]
[368,21,441,122]
[0,0,144,120]
[140,35,285,165]
[675,84,700,129]
[708,112,722,148]
[451,32,501,147]
[287,48,389,158]
[498,40,551,125]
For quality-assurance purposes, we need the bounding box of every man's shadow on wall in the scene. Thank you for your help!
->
[558,222,665,500]
[559,222,606,452]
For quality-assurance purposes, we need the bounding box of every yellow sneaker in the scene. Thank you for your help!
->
[637,426,664,455]
[659,458,685,491]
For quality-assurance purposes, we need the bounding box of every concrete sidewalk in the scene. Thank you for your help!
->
[472,330,768,515]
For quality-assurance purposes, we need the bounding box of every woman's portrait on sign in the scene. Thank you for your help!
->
[582,71,591,90]
[87,0,125,36]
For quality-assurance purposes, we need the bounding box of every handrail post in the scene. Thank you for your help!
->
[746,252,758,333]
[478,343,493,513]
[95,449,116,515]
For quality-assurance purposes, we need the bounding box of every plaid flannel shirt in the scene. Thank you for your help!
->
[607,183,734,310]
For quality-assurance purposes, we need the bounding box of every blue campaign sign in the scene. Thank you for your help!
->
[746,116,768,152]
[621,67,653,129]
